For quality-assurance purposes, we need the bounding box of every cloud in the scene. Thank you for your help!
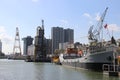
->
[32,0,39,2]
[95,13,100,21]
[83,12,101,21]
[0,26,13,43]
[107,24,120,32]
[83,13,100,25]
[0,26,6,33]
[83,13,92,20]
[0,26,14,54]
[60,20,69,24]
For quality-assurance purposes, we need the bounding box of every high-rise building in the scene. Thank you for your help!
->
[22,36,33,55]
[64,28,74,43]
[51,27,74,54]
[0,40,2,52]
[51,27,64,54]
[27,44,35,56]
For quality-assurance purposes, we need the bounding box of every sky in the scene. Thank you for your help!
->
[0,0,120,54]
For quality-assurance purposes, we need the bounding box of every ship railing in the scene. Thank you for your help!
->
[90,47,106,53]
[102,64,120,72]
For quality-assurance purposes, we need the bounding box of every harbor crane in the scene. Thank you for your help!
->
[88,7,108,42]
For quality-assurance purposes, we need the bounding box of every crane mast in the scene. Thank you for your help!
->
[88,7,108,42]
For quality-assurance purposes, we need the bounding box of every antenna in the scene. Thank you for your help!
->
[42,19,44,29]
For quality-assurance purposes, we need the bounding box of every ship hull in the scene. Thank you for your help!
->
[60,51,114,71]
[62,62,111,71]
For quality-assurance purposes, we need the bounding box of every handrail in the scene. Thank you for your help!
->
[103,64,119,72]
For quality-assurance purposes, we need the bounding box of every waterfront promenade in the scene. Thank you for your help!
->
[0,59,119,80]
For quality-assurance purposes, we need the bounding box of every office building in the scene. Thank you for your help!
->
[27,44,35,56]
[22,36,33,55]
[64,28,74,43]
[51,27,74,54]
[51,27,64,54]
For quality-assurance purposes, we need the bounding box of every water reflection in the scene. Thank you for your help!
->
[0,59,120,80]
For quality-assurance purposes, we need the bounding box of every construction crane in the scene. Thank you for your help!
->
[88,7,108,42]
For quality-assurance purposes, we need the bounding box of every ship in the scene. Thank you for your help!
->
[59,42,118,71]
[59,7,120,71]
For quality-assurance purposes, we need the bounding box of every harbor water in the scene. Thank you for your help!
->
[0,59,120,80]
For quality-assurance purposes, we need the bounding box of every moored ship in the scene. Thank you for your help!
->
[59,7,120,71]
[59,42,118,71]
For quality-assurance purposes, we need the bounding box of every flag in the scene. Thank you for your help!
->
[104,24,107,29]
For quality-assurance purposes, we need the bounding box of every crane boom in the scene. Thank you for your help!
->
[88,7,108,42]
